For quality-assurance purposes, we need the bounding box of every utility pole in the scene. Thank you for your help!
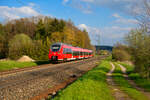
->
[98,33,100,46]
[95,33,101,55]
[96,33,100,46]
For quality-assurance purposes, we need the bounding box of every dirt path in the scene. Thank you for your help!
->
[118,64,150,100]
[107,62,115,76]
[106,62,132,100]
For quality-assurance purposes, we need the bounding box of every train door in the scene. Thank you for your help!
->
[63,48,67,61]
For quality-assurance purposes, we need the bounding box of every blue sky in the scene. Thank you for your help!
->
[0,0,142,46]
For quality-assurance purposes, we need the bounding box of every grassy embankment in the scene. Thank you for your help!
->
[119,62,150,92]
[0,60,50,71]
[51,58,115,100]
[112,62,149,100]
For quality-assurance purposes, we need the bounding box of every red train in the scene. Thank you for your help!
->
[48,43,93,61]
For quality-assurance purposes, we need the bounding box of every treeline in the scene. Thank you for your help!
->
[112,0,150,79]
[113,28,150,79]
[0,16,93,60]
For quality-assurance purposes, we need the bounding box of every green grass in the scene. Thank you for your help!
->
[112,63,149,100]
[129,73,150,92]
[105,55,112,61]
[119,62,150,92]
[113,62,122,73]
[51,60,115,100]
[118,62,134,74]
[0,60,50,71]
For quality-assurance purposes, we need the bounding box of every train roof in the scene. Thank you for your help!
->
[51,42,93,52]
[52,42,72,47]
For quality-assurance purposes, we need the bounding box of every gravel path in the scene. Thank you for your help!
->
[0,57,102,100]
[106,62,132,100]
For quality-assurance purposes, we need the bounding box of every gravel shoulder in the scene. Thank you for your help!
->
[0,56,103,100]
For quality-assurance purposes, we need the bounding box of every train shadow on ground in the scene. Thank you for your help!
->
[34,60,52,65]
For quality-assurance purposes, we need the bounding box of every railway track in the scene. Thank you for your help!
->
[0,56,105,100]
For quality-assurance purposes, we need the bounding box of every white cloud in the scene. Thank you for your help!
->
[112,13,139,25]
[115,18,138,25]
[81,0,94,3]
[78,23,133,45]
[63,0,70,4]
[29,2,36,7]
[65,0,143,15]
[102,26,131,38]
[112,13,121,18]
[0,6,40,20]
[72,1,93,14]
[78,24,88,30]
[78,24,101,35]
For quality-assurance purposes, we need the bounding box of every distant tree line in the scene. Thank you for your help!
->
[0,16,93,60]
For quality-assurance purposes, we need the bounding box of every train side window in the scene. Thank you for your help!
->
[68,49,72,54]
[66,48,71,54]
[65,48,68,54]
[74,51,76,56]
[66,48,69,54]
[77,51,79,56]
[82,52,84,55]
[73,51,78,56]
[63,48,66,54]
[86,52,88,55]
[73,51,76,56]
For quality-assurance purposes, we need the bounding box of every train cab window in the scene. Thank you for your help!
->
[51,45,60,52]
[63,48,66,54]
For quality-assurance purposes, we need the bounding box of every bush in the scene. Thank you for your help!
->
[112,49,131,61]
[100,50,110,55]
[8,34,34,60]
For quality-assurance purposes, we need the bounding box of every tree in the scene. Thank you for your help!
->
[135,0,150,30]
[0,23,4,35]
[35,19,46,39]
[112,43,131,61]
[0,35,6,58]
[125,28,150,78]
[8,34,33,59]
[48,18,65,33]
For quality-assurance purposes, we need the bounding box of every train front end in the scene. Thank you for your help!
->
[48,43,63,61]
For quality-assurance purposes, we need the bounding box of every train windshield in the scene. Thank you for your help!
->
[51,45,61,52]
